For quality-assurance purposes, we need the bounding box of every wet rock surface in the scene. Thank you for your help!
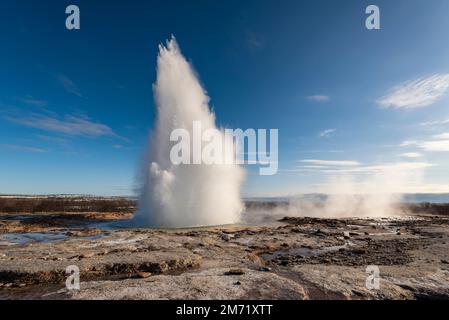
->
[0,211,449,300]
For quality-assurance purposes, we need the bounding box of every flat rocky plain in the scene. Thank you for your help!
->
[0,203,449,299]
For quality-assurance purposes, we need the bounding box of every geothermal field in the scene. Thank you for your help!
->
[3,2,449,305]
[0,196,449,299]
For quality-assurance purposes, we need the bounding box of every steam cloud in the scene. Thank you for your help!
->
[244,163,427,223]
[133,37,244,228]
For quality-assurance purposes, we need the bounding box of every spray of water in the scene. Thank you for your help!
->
[133,36,244,228]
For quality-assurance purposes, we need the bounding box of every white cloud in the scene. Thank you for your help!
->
[334,162,433,174]
[5,111,128,141]
[432,132,449,140]
[378,74,449,109]
[399,152,422,158]
[18,96,47,107]
[300,159,361,167]
[319,128,336,138]
[293,161,433,174]
[400,140,419,147]
[420,118,449,126]
[245,31,264,50]
[36,134,67,144]
[401,135,449,152]
[307,95,330,102]
[301,165,332,169]
[0,144,47,153]
[296,161,433,174]
[56,73,83,97]
[419,140,449,152]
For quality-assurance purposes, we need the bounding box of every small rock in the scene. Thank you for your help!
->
[233,281,241,285]
[343,231,351,239]
[137,272,152,278]
[80,252,95,259]
[441,260,449,264]
[221,234,232,241]
[351,248,366,254]
[280,242,289,247]
[258,266,272,272]
[316,229,330,236]
[225,268,245,275]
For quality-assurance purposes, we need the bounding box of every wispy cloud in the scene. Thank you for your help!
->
[245,31,264,50]
[399,152,422,158]
[17,96,47,107]
[378,74,449,109]
[433,132,449,140]
[5,111,128,141]
[419,140,449,152]
[319,128,336,138]
[307,95,330,102]
[337,162,433,174]
[300,159,360,167]
[56,73,83,97]
[297,149,343,154]
[295,160,433,174]
[35,134,68,144]
[0,144,47,153]
[400,137,449,152]
[400,140,419,147]
[420,118,449,126]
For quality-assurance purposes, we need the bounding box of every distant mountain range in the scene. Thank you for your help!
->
[400,194,449,203]
[245,193,449,204]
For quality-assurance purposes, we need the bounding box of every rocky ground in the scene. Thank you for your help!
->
[0,208,448,300]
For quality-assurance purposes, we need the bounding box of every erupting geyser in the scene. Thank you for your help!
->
[133,37,244,228]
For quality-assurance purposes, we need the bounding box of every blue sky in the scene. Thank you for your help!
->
[1,0,449,196]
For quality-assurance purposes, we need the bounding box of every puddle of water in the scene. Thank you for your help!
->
[86,219,133,231]
[0,232,69,245]
[0,231,109,247]
[1,215,40,221]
